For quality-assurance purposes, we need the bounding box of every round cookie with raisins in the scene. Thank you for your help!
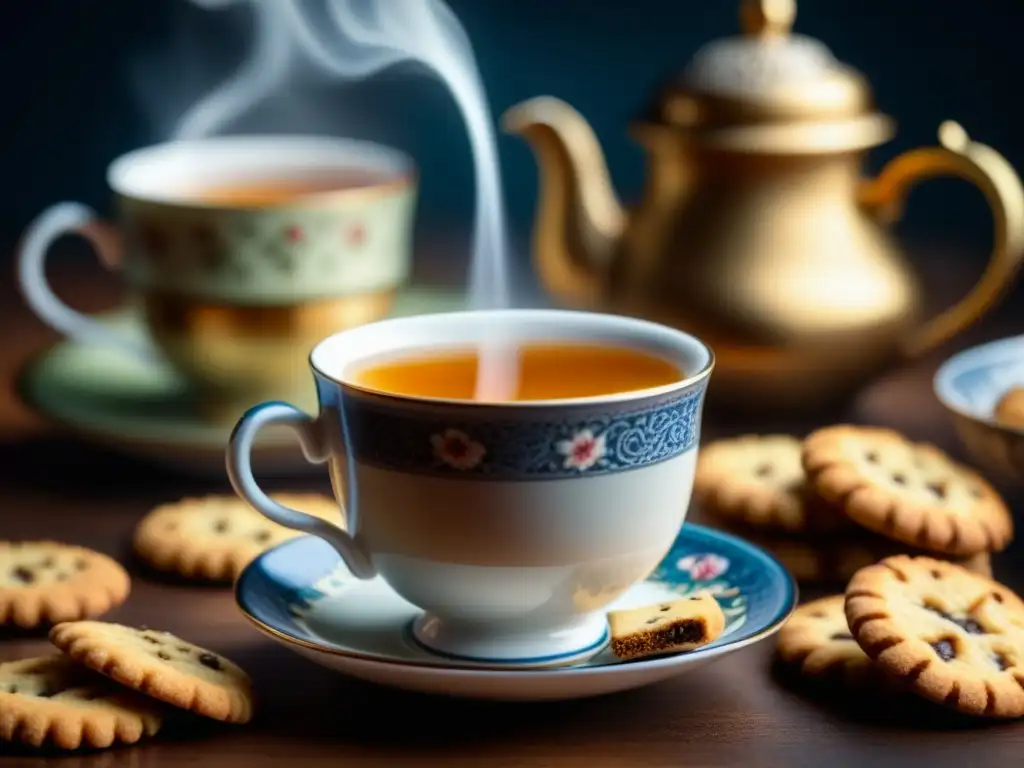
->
[845,555,1024,718]
[802,425,1012,557]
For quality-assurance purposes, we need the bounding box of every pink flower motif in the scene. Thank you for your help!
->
[430,429,486,470]
[556,429,607,471]
[284,225,304,243]
[345,223,366,247]
[677,553,730,581]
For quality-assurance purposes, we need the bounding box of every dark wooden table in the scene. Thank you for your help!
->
[3,258,1024,767]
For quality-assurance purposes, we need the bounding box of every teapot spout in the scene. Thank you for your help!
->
[502,97,625,307]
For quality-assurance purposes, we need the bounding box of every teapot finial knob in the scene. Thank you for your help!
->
[740,0,796,38]
[938,120,971,153]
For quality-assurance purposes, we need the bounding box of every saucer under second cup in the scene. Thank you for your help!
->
[18,288,465,477]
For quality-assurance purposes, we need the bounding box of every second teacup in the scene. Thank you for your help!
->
[227,309,713,667]
[18,135,417,422]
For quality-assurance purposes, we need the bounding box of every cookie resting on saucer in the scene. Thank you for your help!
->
[845,555,1024,718]
[802,425,1012,557]
[49,621,254,724]
[608,594,725,661]
[0,655,163,750]
[0,541,130,628]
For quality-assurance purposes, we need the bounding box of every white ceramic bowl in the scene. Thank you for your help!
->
[934,334,1024,485]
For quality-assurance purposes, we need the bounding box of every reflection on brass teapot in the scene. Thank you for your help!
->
[503,0,1024,412]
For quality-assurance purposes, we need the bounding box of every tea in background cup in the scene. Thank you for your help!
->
[18,135,417,422]
[227,309,713,667]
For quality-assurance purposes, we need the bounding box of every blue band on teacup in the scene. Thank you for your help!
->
[323,382,706,480]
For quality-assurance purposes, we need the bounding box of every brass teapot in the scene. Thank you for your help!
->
[503,0,1024,412]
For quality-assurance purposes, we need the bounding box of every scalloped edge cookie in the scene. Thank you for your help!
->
[777,595,878,684]
[0,655,163,750]
[0,542,131,628]
[846,555,1024,717]
[802,425,1012,556]
[133,493,341,582]
[50,621,254,724]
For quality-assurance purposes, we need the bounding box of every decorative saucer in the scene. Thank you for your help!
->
[18,286,465,477]
[235,523,796,701]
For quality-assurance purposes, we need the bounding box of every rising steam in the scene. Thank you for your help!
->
[177,0,518,401]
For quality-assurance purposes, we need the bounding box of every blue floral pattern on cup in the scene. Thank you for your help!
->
[335,382,707,480]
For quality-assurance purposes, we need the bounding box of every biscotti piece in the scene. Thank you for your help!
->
[608,593,725,661]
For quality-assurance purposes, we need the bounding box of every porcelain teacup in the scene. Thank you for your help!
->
[18,135,417,423]
[227,309,713,667]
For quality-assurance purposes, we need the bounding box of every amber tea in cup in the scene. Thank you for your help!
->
[184,170,390,208]
[348,343,683,401]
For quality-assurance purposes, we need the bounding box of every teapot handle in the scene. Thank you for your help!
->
[859,121,1024,358]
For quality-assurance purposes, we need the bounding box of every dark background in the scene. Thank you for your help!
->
[1,0,1022,289]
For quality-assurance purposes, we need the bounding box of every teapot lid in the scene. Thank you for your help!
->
[650,0,895,153]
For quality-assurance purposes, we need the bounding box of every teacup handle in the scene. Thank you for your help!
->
[17,202,157,362]
[226,401,376,580]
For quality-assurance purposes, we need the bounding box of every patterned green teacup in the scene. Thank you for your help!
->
[17,136,417,422]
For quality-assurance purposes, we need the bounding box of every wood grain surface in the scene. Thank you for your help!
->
[2,256,1024,767]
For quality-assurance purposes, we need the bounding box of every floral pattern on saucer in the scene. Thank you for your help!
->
[234,524,795,701]
[287,530,750,633]
[238,522,795,673]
